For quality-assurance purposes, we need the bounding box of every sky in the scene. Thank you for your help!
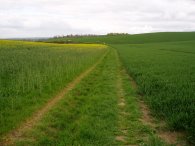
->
[0,0,195,38]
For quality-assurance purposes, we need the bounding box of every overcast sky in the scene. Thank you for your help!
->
[0,0,195,38]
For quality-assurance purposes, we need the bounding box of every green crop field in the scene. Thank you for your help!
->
[0,32,195,146]
[114,41,195,143]
[46,32,195,44]
[0,40,107,138]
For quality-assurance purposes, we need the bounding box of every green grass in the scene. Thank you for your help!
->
[114,41,195,143]
[0,40,107,138]
[141,136,173,146]
[46,32,195,44]
[12,48,171,146]
[1,31,194,145]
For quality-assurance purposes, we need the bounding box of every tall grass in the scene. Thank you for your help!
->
[0,40,107,137]
[114,41,195,143]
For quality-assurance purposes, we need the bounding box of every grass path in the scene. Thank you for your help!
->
[115,52,137,146]
[115,51,148,146]
[115,64,128,144]
[0,50,108,146]
[0,47,186,146]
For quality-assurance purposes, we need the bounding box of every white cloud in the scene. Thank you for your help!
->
[0,0,195,38]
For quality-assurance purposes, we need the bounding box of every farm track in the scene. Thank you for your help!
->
[115,52,137,146]
[115,71,128,144]
[115,56,127,144]
[0,45,189,146]
[0,50,109,146]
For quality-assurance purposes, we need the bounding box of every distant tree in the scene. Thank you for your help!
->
[107,33,129,36]
[53,34,100,39]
